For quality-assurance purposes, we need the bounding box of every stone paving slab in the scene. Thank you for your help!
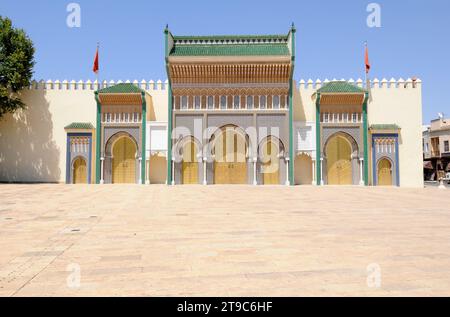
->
[0,184,450,297]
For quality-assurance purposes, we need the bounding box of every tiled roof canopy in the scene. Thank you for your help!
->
[169,34,291,57]
[97,83,145,105]
[313,81,367,106]
[65,122,94,130]
[317,81,367,94]
[97,83,143,94]
[173,35,289,41]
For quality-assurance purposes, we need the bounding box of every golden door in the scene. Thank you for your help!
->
[262,140,280,185]
[326,135,352,185]
[214,129,247,184]
[73,157,87,184]
[378,159,393,186]
[182,140,199,184]
[112,137,136,184]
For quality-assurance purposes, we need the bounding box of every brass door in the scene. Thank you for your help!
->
[215,162,247,184]
[112,136,136,184]
[326,135,352,185]
[73,157,87,184]
[378,159,393,186]
[182,140,199,184]
[262,140,280,185]
[214,128,247,184]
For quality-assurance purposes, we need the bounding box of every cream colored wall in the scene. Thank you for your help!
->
[293,80,316,122]
[146,85,168,122]
[149,154,167,184]
[294,78,423,188]
[295,154,313,185]
[368,81,423,188]
[0,81,168,183]
[0,87,96,183]
[0,79,422,187]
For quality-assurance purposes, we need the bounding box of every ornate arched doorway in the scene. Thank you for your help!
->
[112,136,137,184]
[260,137,284,185]
[213,126,248,184]
[73,157,87,184]
[378,158,393,186]
[182,137,199,184]
[326,134,353,185]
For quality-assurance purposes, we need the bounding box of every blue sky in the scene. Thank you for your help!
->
[1,0,449,123]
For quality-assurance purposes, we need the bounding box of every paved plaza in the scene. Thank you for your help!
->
[1,184,450,297]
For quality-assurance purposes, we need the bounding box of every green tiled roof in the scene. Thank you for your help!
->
[65,122,94,130]
[97,83,143,94]
[317,81,366,94]
[370,124,401,130]
[170,33,291,57]
[173,34,288,41]
[170,44,290,57]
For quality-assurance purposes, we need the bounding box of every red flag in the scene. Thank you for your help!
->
[365,44,371,74]
[93,46,99,74]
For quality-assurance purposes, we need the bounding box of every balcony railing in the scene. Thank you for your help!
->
[102,112,142,124]
[173,95,289,111]
[320,113,363,124]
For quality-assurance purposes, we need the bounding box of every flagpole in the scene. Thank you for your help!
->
[364,41,368,89]
[96,42,100,90]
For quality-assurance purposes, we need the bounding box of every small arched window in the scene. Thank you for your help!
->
[194,96,201,109]
[220,96,227,109]
[273,96,280,109]
[247,96,253,109]
[234,96,240,109]
[207,96,214,109]
[181,96,188,110]
[260,96,267,109]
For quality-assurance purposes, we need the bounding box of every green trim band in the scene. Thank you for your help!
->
[141,92,147,185]
[165,27,173,185]
[95,92,101,184]
[289,81,294,185]
[167,82,173,185]
[363,92,369,186]
[315,93,321,186]
[288,24,296,186]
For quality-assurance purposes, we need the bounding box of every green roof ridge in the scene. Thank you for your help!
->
[170,43,289,57]
[65,122,94,130]
[97,83,144,94]
[317,81,366,94]
[170,31,291,57]
[173,34,288,41]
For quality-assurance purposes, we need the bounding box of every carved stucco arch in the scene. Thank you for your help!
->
[323,131,359,159]
[257,135,286,159]
[105,132,138,159]
[209,125,252,159]
[174,135,203,162]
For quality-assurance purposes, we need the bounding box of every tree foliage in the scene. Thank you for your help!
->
[0,16,35,118]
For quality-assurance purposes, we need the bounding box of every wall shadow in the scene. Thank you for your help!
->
[146,94,157,121]
[0,90,61,183]
[293,81,307,122]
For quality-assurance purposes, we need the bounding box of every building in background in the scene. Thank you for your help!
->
[0,27,424,188]
[423,115,450,181]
